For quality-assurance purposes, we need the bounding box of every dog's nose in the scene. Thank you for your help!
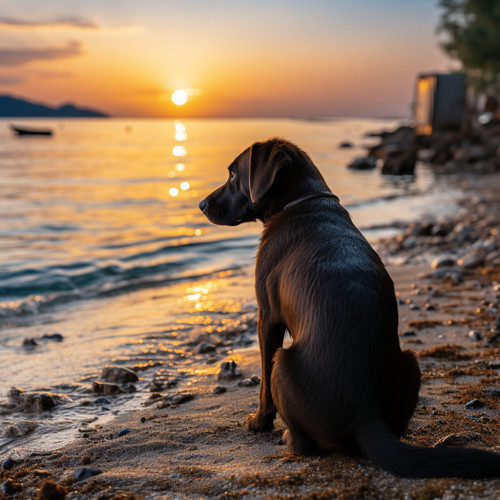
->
[199,200,207,212]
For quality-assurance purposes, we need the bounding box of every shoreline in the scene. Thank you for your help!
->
[1,172,500,498]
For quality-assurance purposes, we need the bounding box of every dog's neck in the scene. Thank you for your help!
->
[283,192,340,211]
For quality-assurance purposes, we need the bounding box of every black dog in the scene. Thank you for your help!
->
[199,138,500,478]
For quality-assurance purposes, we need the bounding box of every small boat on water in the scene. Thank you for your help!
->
[10,124,53,136]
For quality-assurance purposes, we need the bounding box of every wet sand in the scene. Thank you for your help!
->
[1,174,500,499]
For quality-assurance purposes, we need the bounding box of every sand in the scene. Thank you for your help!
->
[1,175,500,499]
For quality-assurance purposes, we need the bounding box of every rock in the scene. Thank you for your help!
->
[402,330,416,337]
[465,398,484,409]
[238,377,260,387]
[1,420,37,438]
[431,255,456,269]
[118,428,130,437]
[2,457,14,470]
[213,386,227,394]
[22,337,38,348]
[467,330,482,341]
[1,479,22,495]
[347,156,376,170]
[94,397,111,405]
[100,366,138,383]
[217,360,243,381]
[41,333,64,342]
[8,388,59,413]
[72,467,102,482]
[92,381,122,396]
[194,342,216,354]
[381,148,417,175]
[170,393,194,405]
[457,249,486,269]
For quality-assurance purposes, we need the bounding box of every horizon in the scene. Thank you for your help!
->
[0,1,456,119]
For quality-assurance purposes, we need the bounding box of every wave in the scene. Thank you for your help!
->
[0,233,258,322]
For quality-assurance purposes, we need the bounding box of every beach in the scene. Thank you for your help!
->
[1,167,499,498]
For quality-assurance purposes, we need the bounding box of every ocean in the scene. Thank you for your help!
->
[0,117,461,454]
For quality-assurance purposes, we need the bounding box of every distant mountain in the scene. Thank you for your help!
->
[0,95,110,117]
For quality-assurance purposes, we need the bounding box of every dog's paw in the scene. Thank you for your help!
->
[245,412,274,432]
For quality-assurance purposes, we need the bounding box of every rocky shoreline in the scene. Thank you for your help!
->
[1,166,499,499]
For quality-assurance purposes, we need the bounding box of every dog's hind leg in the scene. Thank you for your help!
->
[271,346,321,455]
[383,349,421,437]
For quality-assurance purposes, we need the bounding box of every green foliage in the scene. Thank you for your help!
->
[438,0,500,92]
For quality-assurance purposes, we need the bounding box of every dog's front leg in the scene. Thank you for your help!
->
[245,320,285,432]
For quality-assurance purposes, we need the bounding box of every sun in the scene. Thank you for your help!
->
[172,89,188,106]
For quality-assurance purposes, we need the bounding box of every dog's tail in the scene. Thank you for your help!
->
[357,416,500,478]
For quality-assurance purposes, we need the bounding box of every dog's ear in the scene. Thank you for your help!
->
[249,140,292,203]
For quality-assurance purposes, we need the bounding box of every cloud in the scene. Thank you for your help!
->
[0,41,84,66]
[0,16,99,30]
[0,16,142,33]
[0,75,22,84]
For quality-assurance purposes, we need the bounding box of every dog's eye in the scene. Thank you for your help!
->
[229,170,236,181]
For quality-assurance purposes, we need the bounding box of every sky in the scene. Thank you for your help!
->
[0,0,457,118]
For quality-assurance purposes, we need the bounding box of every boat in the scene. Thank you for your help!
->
[10,124,53,136]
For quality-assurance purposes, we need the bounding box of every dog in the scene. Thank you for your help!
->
[199,138,500,478]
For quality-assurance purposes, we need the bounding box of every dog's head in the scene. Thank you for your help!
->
[199,138,326,225]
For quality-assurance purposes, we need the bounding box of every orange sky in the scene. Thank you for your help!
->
[0,1,456,118]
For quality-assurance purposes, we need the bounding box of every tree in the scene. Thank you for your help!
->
[437,0,500,93]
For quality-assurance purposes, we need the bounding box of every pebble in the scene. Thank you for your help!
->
[467,330,482,341]
[100,366,139,383]
[42,333,64,342]
[217,360,243,381]
[347,156,377,170]
[431,255,456,269]
[1,479,21,495]
[170,393,194,405]
[8,388,58,413]
[94,397,111,405]
[22,337,38,348]
[118,428,130,437]
[195,342,216,354]
[402,330,416,337]
[213,386,227,394]
[92,381,122,396]
[457,250,486,269]
[2,457,14,470]
[465,398,484,409]
[141,416,146,423]
[72,467,102,482]
[238,377,260,387]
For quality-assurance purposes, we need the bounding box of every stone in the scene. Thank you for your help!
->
[118,428,130,437]
[217,360,243,381]
[465,398,484,409]
[467,330,482,341]
[347,156,376,170]
[100,366,138,383]
[8,388,59,413]
[170,393,194,405]
[72,467,102,482]
[92,381,122,396]
[431,255,456,269]
[213,386,227,394]
[457,250,486,269]
[41,333,64,342]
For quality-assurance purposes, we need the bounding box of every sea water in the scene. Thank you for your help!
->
[0,117,461,455]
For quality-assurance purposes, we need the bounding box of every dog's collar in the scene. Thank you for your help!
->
[283,191,340,211]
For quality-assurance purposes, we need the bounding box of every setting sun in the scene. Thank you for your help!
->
[172,89,188,106]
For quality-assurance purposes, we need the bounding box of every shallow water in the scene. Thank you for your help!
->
[0,117,462,456]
